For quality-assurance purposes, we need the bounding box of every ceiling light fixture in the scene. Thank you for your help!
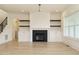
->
[38,4,41,12]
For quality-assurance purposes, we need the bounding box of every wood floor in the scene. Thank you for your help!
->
[0,40,79,55]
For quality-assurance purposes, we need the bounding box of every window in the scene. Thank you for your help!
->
[64,26,69,36]
[69,26,74,37]
[64,11,79,39]
[75,25,79,38]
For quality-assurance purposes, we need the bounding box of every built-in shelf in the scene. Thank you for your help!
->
[50,25,61,27]
[50,20,61,21]
[19,20,61,28]
[19,25,30,27]
[19,20,30,27]
[50,20,61,27]
[19,20,30,22]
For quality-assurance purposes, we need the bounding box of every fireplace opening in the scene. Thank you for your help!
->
[33,30,47,42]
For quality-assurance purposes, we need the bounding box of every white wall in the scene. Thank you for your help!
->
[8,12,29,20]
[0,23,13,44]
[0,10,13,44]
[50,13,61,20]
[62,5,79,51]
[30,12,50,28]
[0,9,7,24]
[7,12,62,42]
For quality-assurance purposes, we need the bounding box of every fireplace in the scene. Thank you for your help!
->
[32,30,47,42]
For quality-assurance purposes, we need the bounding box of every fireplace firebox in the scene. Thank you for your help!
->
[32,30,47,42]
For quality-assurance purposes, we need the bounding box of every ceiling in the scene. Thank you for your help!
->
[0,4,71,13]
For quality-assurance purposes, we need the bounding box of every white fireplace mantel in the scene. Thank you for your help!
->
[30,12,50,42]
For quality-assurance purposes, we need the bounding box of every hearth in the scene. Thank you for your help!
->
[33,30,47,42]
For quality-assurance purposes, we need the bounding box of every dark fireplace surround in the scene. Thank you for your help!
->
[32,30,47,42]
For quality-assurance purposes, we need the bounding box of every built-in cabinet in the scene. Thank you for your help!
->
[18,12,61,42]
[19,20,30,27]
